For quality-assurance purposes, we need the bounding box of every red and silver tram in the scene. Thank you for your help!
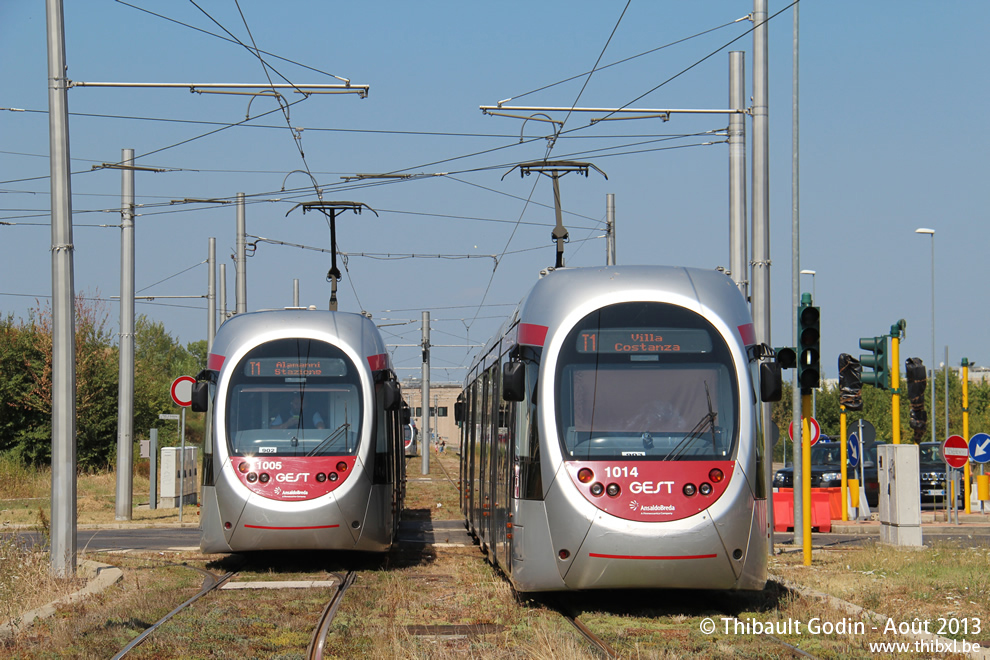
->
[192,308,406,553]
[457,266,781,591]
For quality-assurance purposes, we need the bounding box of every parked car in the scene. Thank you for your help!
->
[919,441,962,505]
[773,441,880,506]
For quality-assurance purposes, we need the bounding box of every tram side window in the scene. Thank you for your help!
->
[505,355,542,500]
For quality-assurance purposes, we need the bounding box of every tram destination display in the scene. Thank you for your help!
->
[243,357,347,378]
[576,328,712,354]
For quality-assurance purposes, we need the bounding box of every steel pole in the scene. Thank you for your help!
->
[207,237,216,349]
[219,263,227,323]
[605,194,616,266]
[46,0,77,577]
[421,312,431,475]
[931,235,936,444]
[293,279,300,307]
[729,51,747,296]
[235,192,247,314]
[116,148,135,520]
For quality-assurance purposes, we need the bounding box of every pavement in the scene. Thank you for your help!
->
[828,508,990,535]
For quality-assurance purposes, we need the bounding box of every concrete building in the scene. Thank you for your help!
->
[401,381,462,453]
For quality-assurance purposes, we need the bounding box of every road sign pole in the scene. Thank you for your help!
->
[149,428,157,511]
[179,407,186,524]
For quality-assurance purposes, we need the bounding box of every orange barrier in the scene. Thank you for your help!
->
[771,488,835,533]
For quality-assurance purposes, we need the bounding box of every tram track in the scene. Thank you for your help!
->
[307,570,356,660]
[111,563,238,660]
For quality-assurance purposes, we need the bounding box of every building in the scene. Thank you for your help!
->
[401,381,462,452]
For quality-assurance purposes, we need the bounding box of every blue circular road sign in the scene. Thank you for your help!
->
[969,433,990,464]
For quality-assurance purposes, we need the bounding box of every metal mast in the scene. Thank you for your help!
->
[46,0,77,577]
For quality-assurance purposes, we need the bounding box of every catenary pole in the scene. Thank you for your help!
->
[752,0,776,552]
[46,0,77,577]
[235,193,247,314]
[219,263,227,324]
[207,237,216,349]
[116,148,135,520]
[421,312,431,475]
[790,0,804,551]
[605,194,616,266]
[729,51,747,297]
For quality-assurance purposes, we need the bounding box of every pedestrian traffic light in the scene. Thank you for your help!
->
[775,347,797,369]
[797,295,820,392]
[859,336,888,390]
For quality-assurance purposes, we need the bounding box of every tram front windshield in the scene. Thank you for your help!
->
[226,338,362,457]
[555,302,739,461]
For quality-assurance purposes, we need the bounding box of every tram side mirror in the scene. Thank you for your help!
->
[454,400,464,423]
[760,362,782,402]
[190,381,210,413]
[382,381,402,411]
[502,361,526,402]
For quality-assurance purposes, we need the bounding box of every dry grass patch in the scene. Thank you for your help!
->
[772,540,990,641]
[403,452,461,522]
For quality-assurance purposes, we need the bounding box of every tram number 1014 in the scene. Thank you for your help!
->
[605,466,639,478]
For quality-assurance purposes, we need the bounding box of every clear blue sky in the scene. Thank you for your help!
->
[2,1,988,387]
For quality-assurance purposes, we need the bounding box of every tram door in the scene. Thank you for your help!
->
[477,369,492,546]
[493,349,514,569]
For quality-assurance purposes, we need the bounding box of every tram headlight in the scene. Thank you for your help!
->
[589,482,605,497]
[683,483,697,497]
[316,473,327,483]
[238,462,250,474]
[577,468,594,483]
[606,483,621,497]
[329,472,339,482]
[708,468,724,483]
[246,472,258,483]
[337,461,348,472]
[699,482,713,496]
[258,473,270,483]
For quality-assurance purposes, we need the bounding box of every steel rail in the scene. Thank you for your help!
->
[307,571,356,660]
[111,567,237,659]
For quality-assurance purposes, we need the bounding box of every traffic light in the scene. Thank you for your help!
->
[859,336,888,390]
[838,353,863,411]
[797,296,820,392]
[775,347,797,369]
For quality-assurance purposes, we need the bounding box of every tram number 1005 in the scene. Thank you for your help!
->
[604,466,639,478]
[258,461,283,471]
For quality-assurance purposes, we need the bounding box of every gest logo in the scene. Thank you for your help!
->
[274,472,310,483]
[629,480,675,495]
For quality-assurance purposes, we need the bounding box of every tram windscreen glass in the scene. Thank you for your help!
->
[555,302,739,461]
[225,338,362,457]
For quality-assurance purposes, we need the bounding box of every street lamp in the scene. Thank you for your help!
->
[799,269,816,300]
[799,270,817,415]
[915,228,935,444]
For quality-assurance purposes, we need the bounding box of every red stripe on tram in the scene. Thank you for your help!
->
[588,553,718,561]
[244,524,340,530]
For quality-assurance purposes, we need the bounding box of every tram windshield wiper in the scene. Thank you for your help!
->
[663,382,717,461]
[307,423,351,457]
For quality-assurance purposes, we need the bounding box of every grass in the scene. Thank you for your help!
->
[4,450,990,657]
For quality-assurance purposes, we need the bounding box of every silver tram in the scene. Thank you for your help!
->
[192,308,406,554]
[457,266,782,591]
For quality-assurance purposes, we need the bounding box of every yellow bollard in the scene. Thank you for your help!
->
[978,475,989,501]
[849,479,860,506]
